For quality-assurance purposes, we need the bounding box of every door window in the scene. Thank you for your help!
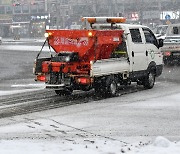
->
[111,41,127,58]
[130,29,142,43]
[143,28,158,47]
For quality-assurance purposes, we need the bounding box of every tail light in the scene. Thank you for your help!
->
[164,51,171,56]
[36,75,46,82]
[35,73,50,82]
[77,77,92,85]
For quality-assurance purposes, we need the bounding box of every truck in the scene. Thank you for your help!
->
[33,17,163,96]
[160,23,180,65]
[154,24,168,40]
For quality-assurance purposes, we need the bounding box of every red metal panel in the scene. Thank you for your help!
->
[46,29,123,62]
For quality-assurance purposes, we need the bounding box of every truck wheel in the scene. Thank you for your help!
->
[143,71,155,89]
[55,88,73,96]
[106,76,118,96]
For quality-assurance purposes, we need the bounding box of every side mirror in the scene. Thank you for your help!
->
[158,39,164,48]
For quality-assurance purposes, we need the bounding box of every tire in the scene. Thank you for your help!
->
[55,88,73,96]
[143,71,155,89]
[94,76,118,97]
[106,76,118,96]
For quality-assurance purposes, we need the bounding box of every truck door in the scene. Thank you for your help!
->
[142,28,160,66]
[129,28,147,72]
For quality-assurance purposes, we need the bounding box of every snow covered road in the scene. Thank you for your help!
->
[0,80,180,153]
[0,40,180,153]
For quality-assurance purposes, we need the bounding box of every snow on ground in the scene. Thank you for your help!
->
[0,135,179,154]
[0,89,41,96]
[127,136,180,154]
[0,89,179,153]
[1,38,52,52]
[0,44,51,52]
[0,83,45,96]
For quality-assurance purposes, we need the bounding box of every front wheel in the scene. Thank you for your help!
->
[143,71,155,89]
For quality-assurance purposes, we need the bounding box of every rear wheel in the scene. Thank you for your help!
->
[143,71,155,89]
[105,76,118,96]
[94,75,118,97]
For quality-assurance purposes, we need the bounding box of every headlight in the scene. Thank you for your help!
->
[44,32,52,38]
[44,32,49,38]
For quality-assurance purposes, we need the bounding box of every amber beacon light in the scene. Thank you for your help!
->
[82,17,126,24]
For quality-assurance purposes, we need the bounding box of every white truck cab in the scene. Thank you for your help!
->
[120,24,163,75]
[91,21,163,92]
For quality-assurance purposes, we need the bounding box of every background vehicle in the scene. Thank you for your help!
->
[161,23,180,65]
[154,25,168,40]
[33,17,163,96]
